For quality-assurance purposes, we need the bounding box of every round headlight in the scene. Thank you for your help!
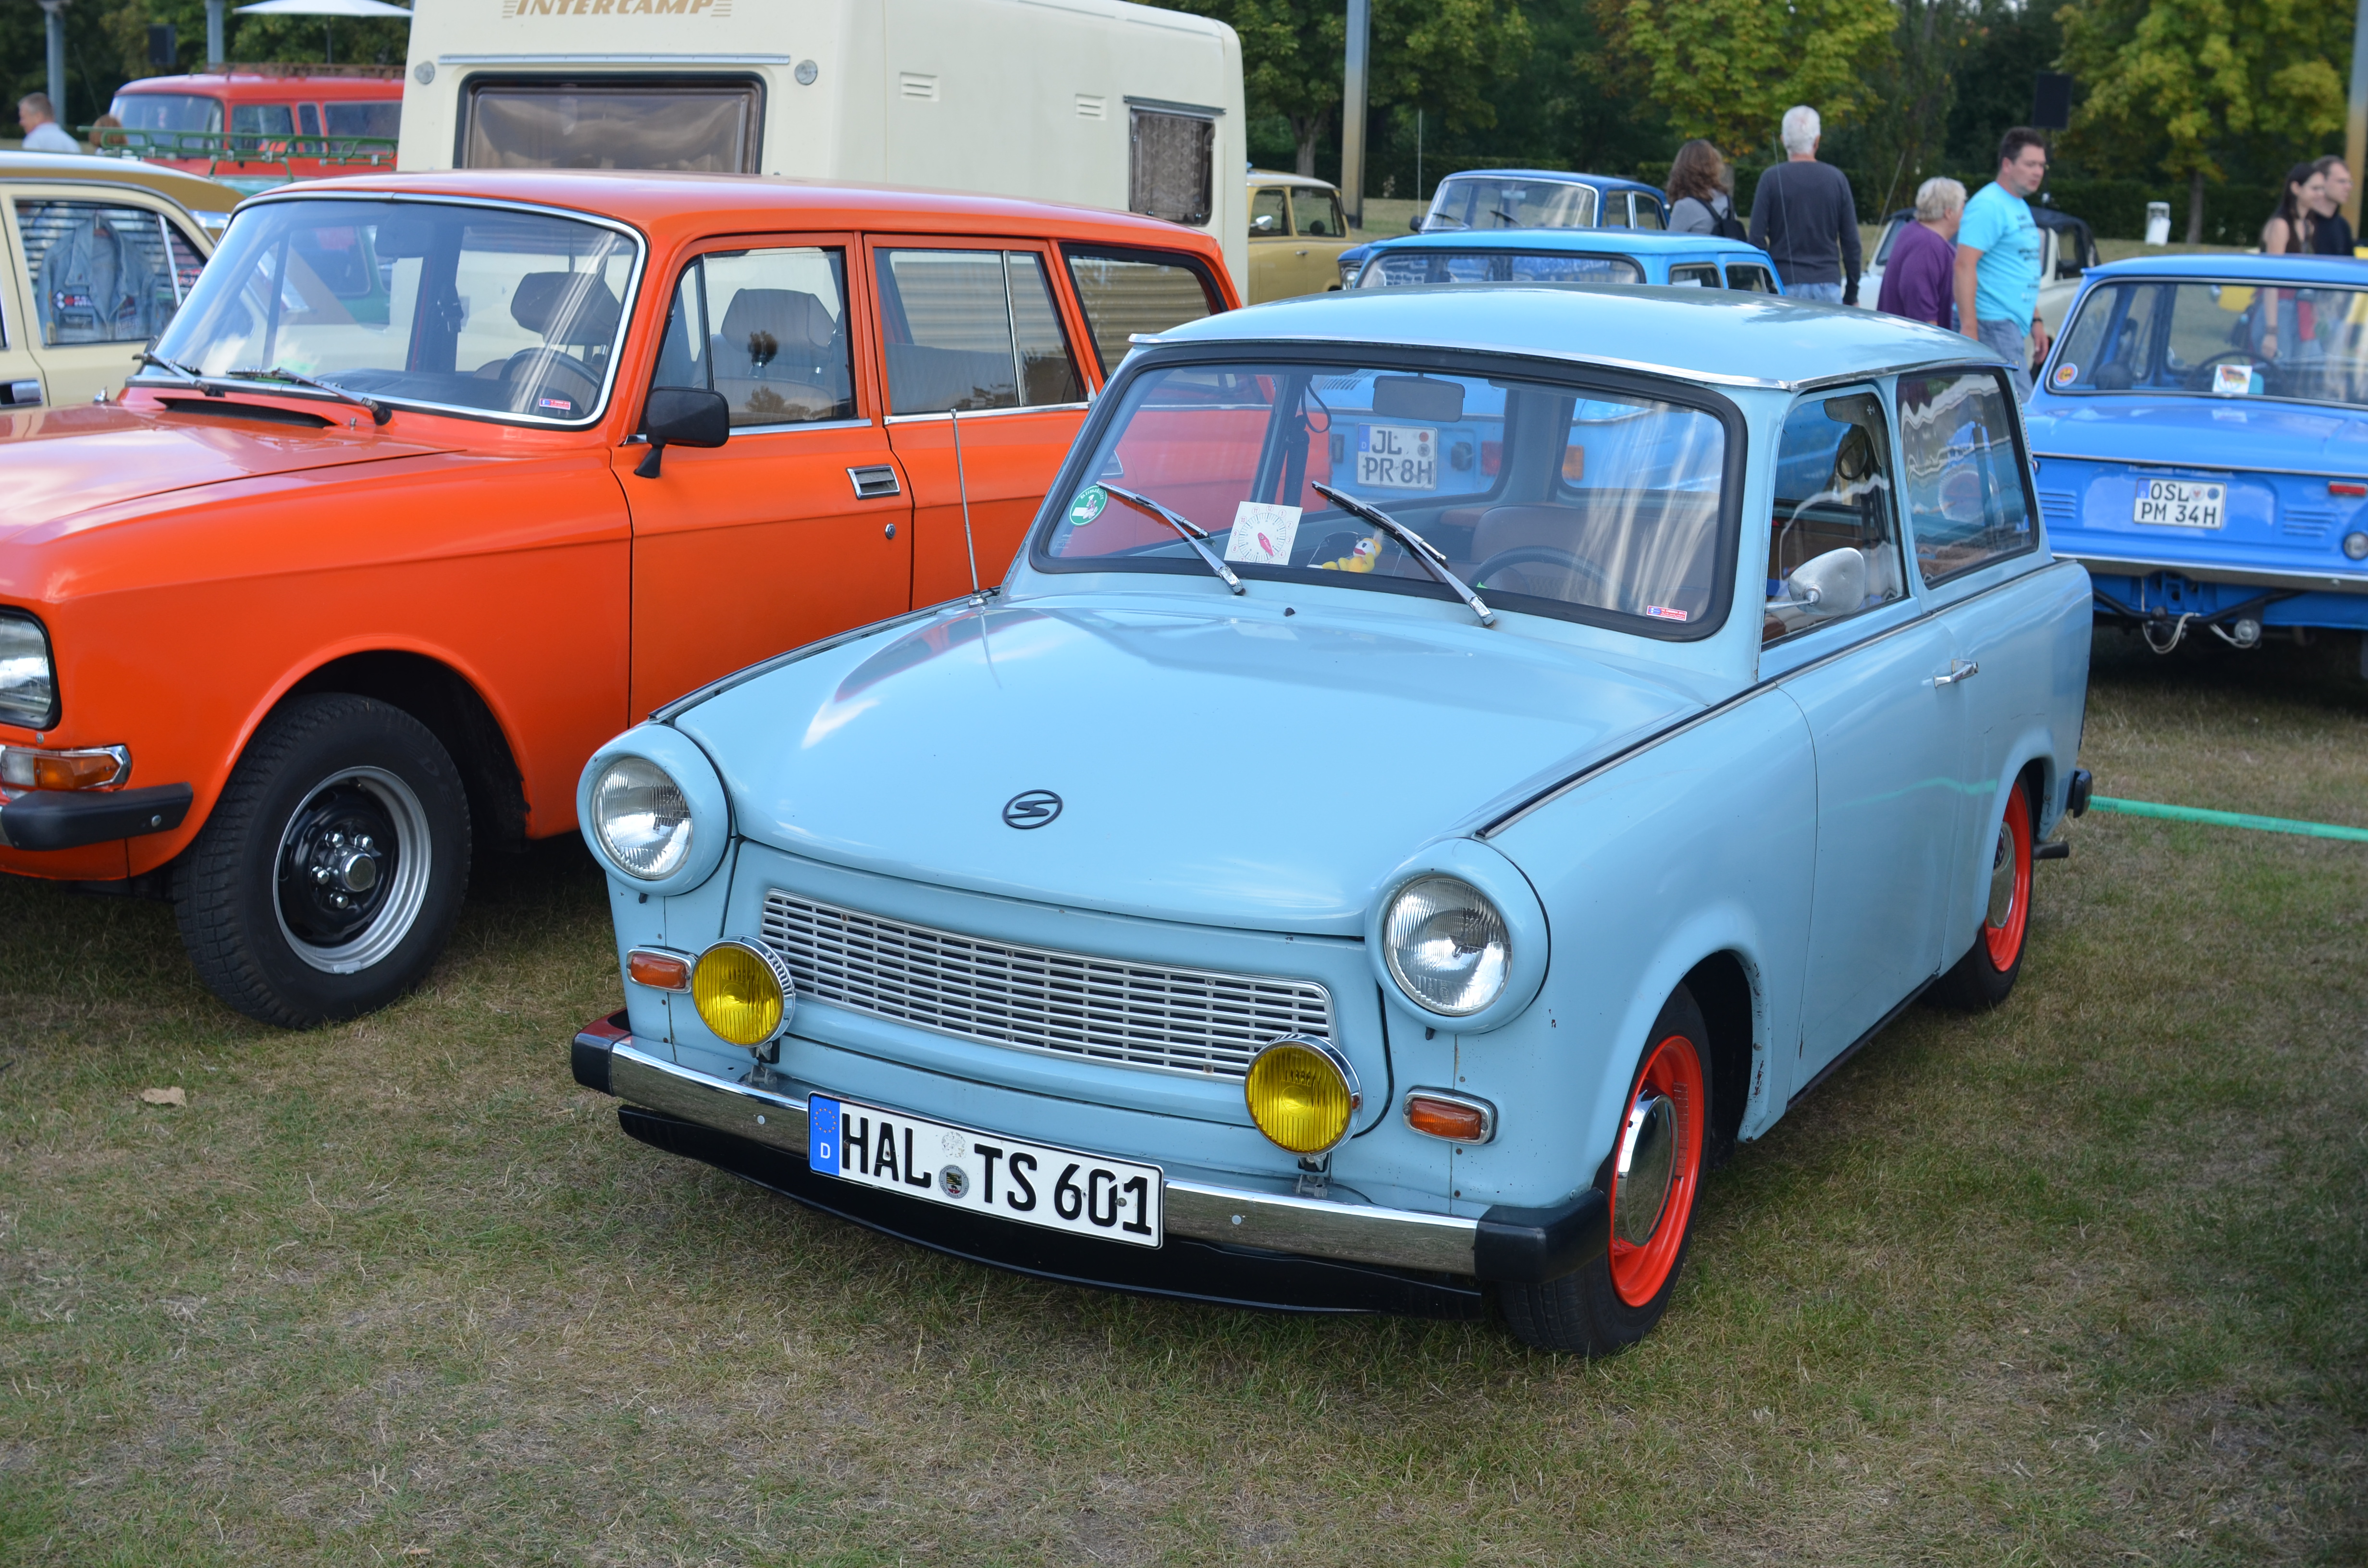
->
[2344,530,2368,561]
[1383,876,1510,1017]
[1244,1037,1360,1155]
[691,939,793,1049]
[592,755,691,879]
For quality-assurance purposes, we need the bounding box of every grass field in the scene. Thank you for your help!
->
[2,628,2363,1565]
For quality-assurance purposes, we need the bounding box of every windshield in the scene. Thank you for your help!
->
[1038,358,1733,634]
[1357,249,1643,288]
[1423,177,1596,232]
[149,198,640,425]
[2051,276,2368,406]
[110,92,223,134]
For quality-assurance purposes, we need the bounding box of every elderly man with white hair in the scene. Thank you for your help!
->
[1745,105,1862,304]
[1876,177,1965,328]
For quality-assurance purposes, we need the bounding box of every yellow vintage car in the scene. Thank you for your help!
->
[1246,171,1357,303]
[0,152,242,410]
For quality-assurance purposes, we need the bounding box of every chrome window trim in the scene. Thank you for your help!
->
[883,402,1088,425]
[148,189,650,433]
[628,416,877,443]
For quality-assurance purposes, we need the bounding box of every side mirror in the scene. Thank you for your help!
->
[1785,547,1868,616]
[1408,215,1425,231]
[1253,213,1278,233]
[634,385,729,478]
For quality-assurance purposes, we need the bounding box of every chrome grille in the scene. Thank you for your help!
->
[759,891,1333,1078]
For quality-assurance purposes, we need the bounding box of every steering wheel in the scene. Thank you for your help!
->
[1471,545,1609,596]
[2186,349,2283,395]
[500,347,603,409]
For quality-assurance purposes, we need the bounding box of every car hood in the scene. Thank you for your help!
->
[2024,394,2368,472]
[674,597,1708,935]
[0,402,459,537]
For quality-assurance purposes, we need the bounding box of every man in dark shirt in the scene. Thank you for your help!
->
[1877,177,1964,327]
[2311,155,2356,256]
[1747,105,1863,304]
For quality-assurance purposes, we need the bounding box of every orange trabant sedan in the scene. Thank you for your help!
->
[0,170,1233,1026]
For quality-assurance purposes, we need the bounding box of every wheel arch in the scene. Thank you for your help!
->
[281,649,530,852]
[1953,733,2058,956]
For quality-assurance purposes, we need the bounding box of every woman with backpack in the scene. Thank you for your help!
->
[1666,140,1742,237]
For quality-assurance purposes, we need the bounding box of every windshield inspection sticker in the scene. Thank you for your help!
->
[1068,486,1108,527]
[2213,362,2255,396]
[2052,362,2079,388]
[1222,502,1302,565]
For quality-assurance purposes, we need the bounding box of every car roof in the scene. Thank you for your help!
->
[116,69,403,98]
[1433,168,1661,196]
[1147,284,1996,390]
[246,169,1224,252]
[0,151,245,215]
[1363,228,1767,257]
[2079,251,2368,287]
[1247,171,1339,193]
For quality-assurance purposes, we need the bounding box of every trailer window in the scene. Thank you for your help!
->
[463,80,759,173]
[1129,108,1215,227]
[1061,247,1221,376]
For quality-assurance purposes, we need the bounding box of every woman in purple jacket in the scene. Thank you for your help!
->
[1877,177,1965,328]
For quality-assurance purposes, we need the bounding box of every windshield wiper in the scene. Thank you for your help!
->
[223,365,392,425]
[132,350,232,397]
[1311,482,1495,627]
[1100,485,1244,595]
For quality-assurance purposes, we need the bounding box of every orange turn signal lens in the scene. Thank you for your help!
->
[0,746,128,791]
[626,948,691,991]
[1403,1090,1495,1144]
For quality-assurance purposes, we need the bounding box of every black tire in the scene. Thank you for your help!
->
[172,694,470,1028]
[1500,986,1711,1357]
[1928,777,2035,1012]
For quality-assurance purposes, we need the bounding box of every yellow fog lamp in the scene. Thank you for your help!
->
[1244,1036,1361,1156]
[691,938,796,1050]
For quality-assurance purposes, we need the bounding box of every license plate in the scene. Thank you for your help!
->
[807,1095,1162,1247]
[1357,423,1436,490]
[2132,478,2224,528]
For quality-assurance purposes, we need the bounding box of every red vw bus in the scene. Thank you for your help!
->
[102,64,402,194]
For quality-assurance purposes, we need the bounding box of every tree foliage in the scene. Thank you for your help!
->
[1596,0,1898,157]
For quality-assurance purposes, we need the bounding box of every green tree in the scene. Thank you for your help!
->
[1598,0,1897,158]
[1161,0,1532,178]
[2059,0,2348,241]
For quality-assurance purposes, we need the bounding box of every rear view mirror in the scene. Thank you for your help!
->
[1371,375,1465,424]
[634,385,729,478]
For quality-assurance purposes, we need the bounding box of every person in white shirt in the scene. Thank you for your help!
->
[17,93,82,154]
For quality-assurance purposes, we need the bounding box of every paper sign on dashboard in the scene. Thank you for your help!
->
[1223,502,1302,565]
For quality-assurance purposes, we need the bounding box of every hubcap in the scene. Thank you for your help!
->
[1613,1092,1677,1247]
[1985,821,2018,930]
[271,766,432,975]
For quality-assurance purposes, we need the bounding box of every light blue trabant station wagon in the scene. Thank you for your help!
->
[567,287,2096,1355]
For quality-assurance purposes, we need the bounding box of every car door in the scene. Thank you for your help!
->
[619,235,914,717]
[1286,186,1352,296]
[870,239,1095,605]
[1247,185,1292,302]
[1760,384,1969,1085]
[5,189,207,405]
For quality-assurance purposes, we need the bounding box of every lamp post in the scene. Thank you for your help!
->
[39,0,68,124]
[1341,0,1369,230]
[2349,0,2368,229]
[208,0,227,66]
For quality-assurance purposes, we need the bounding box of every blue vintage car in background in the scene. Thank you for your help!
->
[1331,168,1673,288]
[568,287,2093,1355]
[2027,252,2368,673]
[1346,226,1780,293]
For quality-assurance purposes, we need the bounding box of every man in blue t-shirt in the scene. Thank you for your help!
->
[1953,127,2050,401]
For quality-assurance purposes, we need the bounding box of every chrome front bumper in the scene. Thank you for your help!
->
[571,1015,1603,1289]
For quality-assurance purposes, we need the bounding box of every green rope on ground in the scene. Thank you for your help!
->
[2089,796,2368,843]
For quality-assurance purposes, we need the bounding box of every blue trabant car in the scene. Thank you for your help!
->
[1347,227,1781,294]
[2027,253,2368,670]
[1331,169,1675,289]
[567,287,2094,1355]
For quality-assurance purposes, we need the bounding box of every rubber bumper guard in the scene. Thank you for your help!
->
[0,783,192,851]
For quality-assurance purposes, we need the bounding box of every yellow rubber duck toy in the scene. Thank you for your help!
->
[1317,533,1383,572]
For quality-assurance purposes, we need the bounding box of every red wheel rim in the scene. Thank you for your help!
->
[1606,1031,1706,1308]
[1981,787,2033,970]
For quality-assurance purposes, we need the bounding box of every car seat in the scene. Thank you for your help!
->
[710,286,851,421]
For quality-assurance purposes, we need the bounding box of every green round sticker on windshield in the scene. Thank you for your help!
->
[1069,485,1109,527]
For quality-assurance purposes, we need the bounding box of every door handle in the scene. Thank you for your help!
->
[1295,248,1309,256]
[1932,659,1979,686]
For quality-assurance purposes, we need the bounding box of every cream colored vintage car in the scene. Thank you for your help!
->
[1247,171,1357,302]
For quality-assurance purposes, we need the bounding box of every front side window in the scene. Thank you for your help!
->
[464,80,759,172]
[1764,389,1907,643]
[1358,249,1643,288]
[1250,187,1289,236]
[876,248,1084,415]
[1897,369,2037,584]
[652,247,853,427]
[1040,357,1733,635]
[1295,191,1346,238]
[2051,277,2368,406]
[1129,109,1215,227]
[109,93,222,133]
[16,201,197,345]
[1724,262,1778,294]
[1061,246,1220,376]
[1422,177,1596,232]
[150,197,639,425]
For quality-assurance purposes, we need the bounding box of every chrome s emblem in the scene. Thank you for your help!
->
[1002,790,1062,829]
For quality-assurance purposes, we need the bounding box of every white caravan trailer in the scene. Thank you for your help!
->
[396,0,1248,292]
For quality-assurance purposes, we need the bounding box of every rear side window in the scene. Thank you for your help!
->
[875,249,1085,415]
[652,247,855,427]
[1668,263,1720,288]
[463,80,760,172]
[1633,196,1665,230]
[1295,191,1345,237]
[324,100,399,139]
[1725,262,1778,294]
[1129,107,1215,227]
[298,104,321,137]
[14,201,199,345]
[1060,246,1221,376]
[232,103,294,137]
[1897,368,2037,584]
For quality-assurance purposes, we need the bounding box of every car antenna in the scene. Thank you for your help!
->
[950,405,984,605]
